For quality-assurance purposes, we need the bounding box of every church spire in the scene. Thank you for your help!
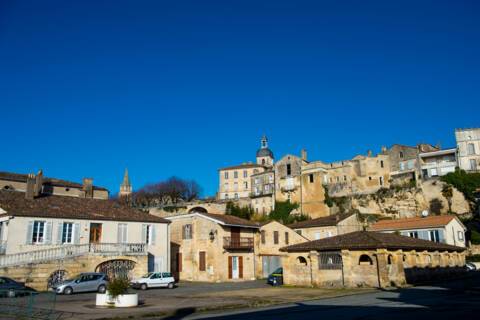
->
[119,168,132,198]
[261,134,268,149]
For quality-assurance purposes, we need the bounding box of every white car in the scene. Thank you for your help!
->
[131,272,176,290]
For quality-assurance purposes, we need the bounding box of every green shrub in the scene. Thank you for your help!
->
[471,230,480,245]
[441,169,480,202]
[466,254,480,262]
[429,198,444,215]
[107,278,130,299]
[226,201,255,220]
[268,201,304,225]
[323,185,334,207]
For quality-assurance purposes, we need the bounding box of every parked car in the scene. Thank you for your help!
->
[0,277,35,297]
[53,273,108,295]
[466,262,477,272]
[267,267,283,286]
[131,272,176,290]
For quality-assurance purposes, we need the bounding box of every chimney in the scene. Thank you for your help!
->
[83,178,94,198]
[301,149,307,161]
[25,173,35,200]
[34,170,43,197]
[367,150,372,157]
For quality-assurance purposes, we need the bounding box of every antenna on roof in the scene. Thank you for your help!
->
[421,210,429,217]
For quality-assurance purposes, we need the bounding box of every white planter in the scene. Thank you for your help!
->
[96,293,138,308]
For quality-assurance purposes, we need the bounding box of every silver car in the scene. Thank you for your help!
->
[54,273,108,295]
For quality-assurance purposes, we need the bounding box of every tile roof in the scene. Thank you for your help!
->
[287,213,354,229]
[0,171,109,191]
[0,190,169,224]
[199,212,260,228]
[370,215,457,231]
[280,231,465,252]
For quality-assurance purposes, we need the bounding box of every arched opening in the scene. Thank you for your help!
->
[96,259,136,280]
[296,256,308,266]
[387,255,394,265]
[188,207,208,214]
[359,254,373,265]
[47,270,68,289]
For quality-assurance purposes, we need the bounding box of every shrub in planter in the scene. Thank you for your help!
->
[107,278,130,299]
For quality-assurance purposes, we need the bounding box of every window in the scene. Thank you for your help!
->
[315,232,321,240]
[470,159,477,170]
[143,224,155,245]
[224,183,229,191]
[234,193,239,199]
[309,174,314,183]
[262,159,266,165]
[380,160,384,168]
[234,182,238,191]
[62,222,74,244]
[368,176,372,181]
[32,221,46,244]
[285,232,289,245]
[244,182,248,189]
[319,252,342,270]
[225,193,229,199]
[467,143,475,155]
[286,164,291,176]
[359,254,373,265]
[408,231,419,238]
[118,223,128,243]
[243,170,248,178]
[0,222,3,241]
[224,172,229,179]
[234,171,238,179]
[261,230,266,244]
[400,162,405,171]
[199,251,206,271]
[379,176,383,186]
[273,231,279,244]
[344,175,347,181]
[183,224,193,240]
[399,151,404,159]
[387,255,393,265]
[429,230,440,243]
[458,231,464,241]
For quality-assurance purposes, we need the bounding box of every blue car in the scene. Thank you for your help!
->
[267,267,283,286]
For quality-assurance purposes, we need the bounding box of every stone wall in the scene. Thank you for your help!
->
[0,254,147,291]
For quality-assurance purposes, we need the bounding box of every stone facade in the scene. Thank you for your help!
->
[251,170,275,215]
[456,128,480,172]
[274,154,305,204]
[300,164,329,218]
[218,164,266,200]
[290,214,363,241]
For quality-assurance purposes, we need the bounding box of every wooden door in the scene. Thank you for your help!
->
[231,227,240,246]
[239,256,243,279]
[89,223,102,243]
[228,256,232,279]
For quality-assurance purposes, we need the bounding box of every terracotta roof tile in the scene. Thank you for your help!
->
[199,212,260,228]
[370,215,457,231]
[0,190,169,224]
[280,231,465,252]
[287,213,354,229]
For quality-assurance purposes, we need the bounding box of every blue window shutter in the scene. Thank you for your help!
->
[151,225,156,245]
[26,221,34,245]
[44,221,53,244]
[74,223,80,244]
[142,224,147,244]
[438,230,445,243]
[57,222,63,244]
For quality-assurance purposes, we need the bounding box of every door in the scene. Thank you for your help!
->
[262,256,281,278]
[90,223,102,243]
[232,256,239,279]
[230,227,240,247]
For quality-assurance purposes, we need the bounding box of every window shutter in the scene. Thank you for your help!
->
[239,256,243,279]
[285,232,289,245]
[117,224,122,243]
[177,252,182,272]
[142,224,147,244]
[56,222,63,244]
[199,251,206,271]
[74,223,80,244]
[273,231,279,244]
[261,231,265,244]
[182,225,185,239]
[228,257,232,279]
[44,221,53,244]
[438,230,445,243]
[26,221,34,245]
[151,225,156,245]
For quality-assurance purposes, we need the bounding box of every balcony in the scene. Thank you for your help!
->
[223,237,254,250]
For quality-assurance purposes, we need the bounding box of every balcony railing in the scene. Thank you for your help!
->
[0,243,147,268]
[223,237,254,250]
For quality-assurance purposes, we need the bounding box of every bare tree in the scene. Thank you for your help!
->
[132,177,202,207]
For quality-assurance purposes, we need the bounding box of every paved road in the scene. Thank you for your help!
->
[181,275,480,320]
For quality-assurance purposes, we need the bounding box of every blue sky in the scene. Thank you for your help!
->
[1,0,479,197]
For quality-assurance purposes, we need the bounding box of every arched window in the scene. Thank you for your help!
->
[296,256,308,266]
[359,254,373,265]
[387,255,394,265]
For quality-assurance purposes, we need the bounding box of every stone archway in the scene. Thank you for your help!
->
[95,259,136,280]
[188,206,208,213]
[47,270,68,289]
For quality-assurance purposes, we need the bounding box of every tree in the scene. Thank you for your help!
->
[429,198,444,215]
[268,201,308,225]
[225,201,254,220]
[441,184,453,213]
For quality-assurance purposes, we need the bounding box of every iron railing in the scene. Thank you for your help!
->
[223,237,254,250]
[0,243,147,268]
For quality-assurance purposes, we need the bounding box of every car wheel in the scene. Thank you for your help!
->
[167,282,174,289]
[140,283,148,291]
[98,285,106,293]
[63,287,73,295]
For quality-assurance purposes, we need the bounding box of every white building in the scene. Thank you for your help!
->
[418,148,457,179]
[455,128,480,172]
[370,215,467,247]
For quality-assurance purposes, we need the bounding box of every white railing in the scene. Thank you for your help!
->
[0,243,146,268]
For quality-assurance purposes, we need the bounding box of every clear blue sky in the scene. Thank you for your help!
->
[1,0,479,197]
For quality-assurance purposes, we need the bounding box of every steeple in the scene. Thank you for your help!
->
[119,168,132,197]
[256,135,274,166]
[261,134,268,149]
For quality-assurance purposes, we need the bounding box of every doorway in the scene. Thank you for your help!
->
[228,256,243,279]
[89,223,102,243]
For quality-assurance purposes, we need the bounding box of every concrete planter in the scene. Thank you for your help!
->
[96,292,138,308]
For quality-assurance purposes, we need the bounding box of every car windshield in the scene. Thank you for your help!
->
[141,273,155,278]
[271,268,282,275]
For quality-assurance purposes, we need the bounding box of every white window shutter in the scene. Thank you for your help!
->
[26,221,34,245]
[74,223,81,244]
[151,225,156,245]
[142,224,147,244]
[44,221,53,244]
[117,224,122,243]
[56,222,63,244]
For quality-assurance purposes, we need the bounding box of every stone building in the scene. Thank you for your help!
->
[288,213,363,240]
[418,148,457,179]
[168,212,259,282]
[274,152,308,204]
[217,136,274,201]
[280,231,466,288]
[250,169,275,215]
[0,189,170,290]
[370,215,467,248]
[300,162,329,217]
[455,128,480,172]
[0,170,109,199]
